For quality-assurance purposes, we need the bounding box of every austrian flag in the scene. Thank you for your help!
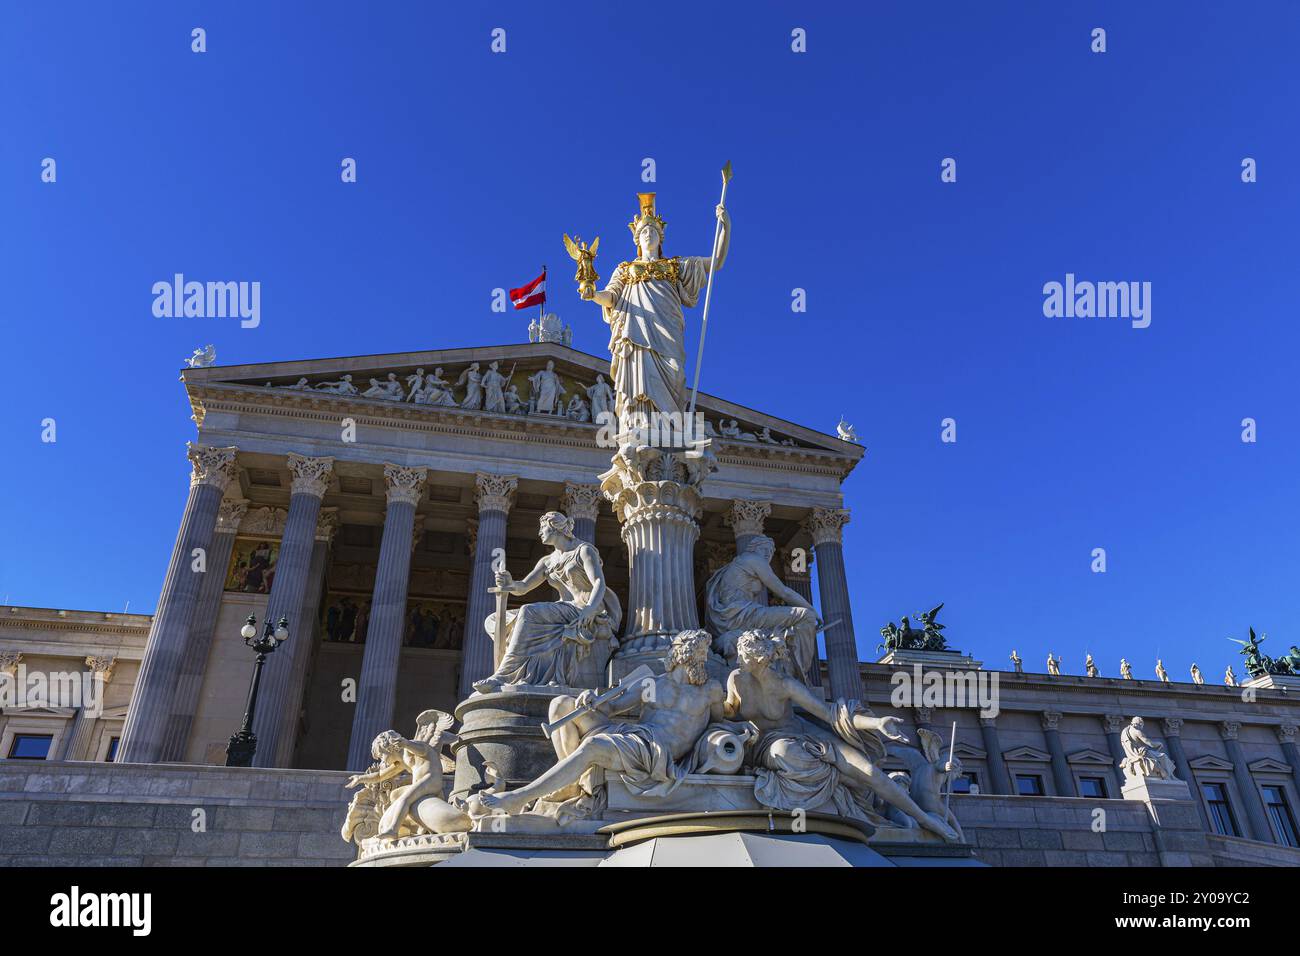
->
[509,269,546,310]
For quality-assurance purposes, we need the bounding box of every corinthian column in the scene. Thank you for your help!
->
[1219,721,1273,842]
[1162,717,1211,829]
[251,454,334,767]
[561,481,602,544]
[118,443,237,764]
[1041,711,1076,796]
[457,473,519,700]
[59,657,116,760]
[729,499,771,554]
[807,506,863,701]
[346,464,428,769]
[161,497,247,761]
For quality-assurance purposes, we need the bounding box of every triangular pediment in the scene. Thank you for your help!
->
[1003,746,1051,762]
[1067,748,1115,765]
[182,341,863,464]
[1247,757,1292,774]
[1189,754,1234,771]
[953,741,986,760]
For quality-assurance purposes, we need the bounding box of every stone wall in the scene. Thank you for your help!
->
[952,793,1299,866]
[0,760,352,867]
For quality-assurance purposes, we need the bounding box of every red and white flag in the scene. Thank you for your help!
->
[509,268,546,310]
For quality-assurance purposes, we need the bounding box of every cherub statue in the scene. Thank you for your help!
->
[344,710,469,839]
[563,233,600,298]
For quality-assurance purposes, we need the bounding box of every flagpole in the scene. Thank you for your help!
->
[685,161,732,421]
[539,265,546,326]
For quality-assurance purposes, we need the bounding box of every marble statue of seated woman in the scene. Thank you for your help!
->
[473,511,622,693]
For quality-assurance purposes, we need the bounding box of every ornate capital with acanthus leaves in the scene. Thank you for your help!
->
[561,482,602,523]
[287,453,335,498]
[1040,710,1063,732]
[1162,717,1184,737]
[187,443,239,491]
[315,507,340,544]
[1220,720,1241,741]
[0,651,23,677]
[85,656,117,682]
[1278,723,1297,745]
[383,464,428,507]
[729,499,772,539]
[806,506,851,547]
[216,498,250,534]
[475,472,518,514]
[1101,714,1126,735]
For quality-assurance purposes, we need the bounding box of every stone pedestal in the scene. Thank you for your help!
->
[601,458,703,676]
[876,648,984,670]
[1243,673,1300,691]
[450,688,567,802]
[1121,775,1193,802]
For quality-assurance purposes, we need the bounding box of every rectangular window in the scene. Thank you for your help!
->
[6,734,53,760]
[1078,775,1109,799]
[1201,782,1241,838]
[951,772,977,794]
[1015,774,1044,796]
[1262,785,1299,848]
[105,737,120,763]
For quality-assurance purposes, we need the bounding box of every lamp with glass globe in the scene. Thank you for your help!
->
[225,612,291,767]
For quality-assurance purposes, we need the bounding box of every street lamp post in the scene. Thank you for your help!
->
[225,613,290,767]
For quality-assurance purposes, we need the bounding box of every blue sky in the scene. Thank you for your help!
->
[2,2,1298,682]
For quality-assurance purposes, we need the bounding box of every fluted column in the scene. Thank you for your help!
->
[561,481,601,544]
[1041,711,1076,796]
[160,497,247,761]
[780,545,820,687]
[807,507,862,701]
[1101,714,1131,796]
[1278,723,1300,794]
[347,465,428,769]
[270,507,338,767]
[118,443,237,764]
[251,454,334,767]
[1220,721,1272,842]
[59,657,116,760]
[730,499,771,555]
[980,716,1013,794]
[1162,718,1211,829]
[457,473,518,700]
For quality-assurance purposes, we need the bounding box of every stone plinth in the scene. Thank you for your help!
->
[1242,673,1300,691]
[1122,775,1194,802]
[450,688,567,802]
[876,648,983,670]
[606,774,762,814]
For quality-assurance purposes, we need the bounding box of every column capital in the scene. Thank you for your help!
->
[187,443,239,491]
[1278,723,1298,745]
[383,464,428,507]
[315,507,340,544]
[561,481,602,523]
[84,656,117,682]
[1101,713,1126,734]
[913,706,933,726]
[779,546,813,582]
[0,651,23,676]
[475,472,518,514]
[1041,710,1063,732]
[728,499,771,540]
[806,506,851,546]
[216,497,250,534]
[979,716,999,728]
[1162,717,1184,737]
[286,453,335,498]
[1220,720,1241,741]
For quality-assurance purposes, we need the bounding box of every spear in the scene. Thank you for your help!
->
[685,160,732,422]
[944,719,958,819]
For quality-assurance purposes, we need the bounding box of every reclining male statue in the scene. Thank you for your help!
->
[466,629,723,817]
